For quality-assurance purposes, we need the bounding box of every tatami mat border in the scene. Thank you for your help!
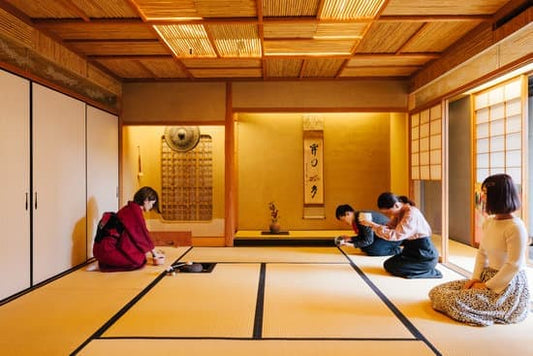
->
[338,248,441,355]
[0,258,96,307]
[70,247,442,355]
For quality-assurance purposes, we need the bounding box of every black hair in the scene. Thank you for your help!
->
[133,186,161,213]
[335,204,354,219]
[482,174,520,214]
[377,192,415,209]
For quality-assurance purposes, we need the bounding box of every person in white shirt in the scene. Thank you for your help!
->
[359,192,442,279]
[429,174,530,326]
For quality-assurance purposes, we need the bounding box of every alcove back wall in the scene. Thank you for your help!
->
[237,113,393,230]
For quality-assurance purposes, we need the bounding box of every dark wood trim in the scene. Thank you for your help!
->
[232,106,408,113]
[224,82,236,246]
[0,60,119,115]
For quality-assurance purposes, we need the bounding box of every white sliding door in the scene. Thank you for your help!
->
[32,83,86,283]
[86,105,118,257]
[0,70,30,299]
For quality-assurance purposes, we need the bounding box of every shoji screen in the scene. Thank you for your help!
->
[410,104,442,181]
[473,77,525,244]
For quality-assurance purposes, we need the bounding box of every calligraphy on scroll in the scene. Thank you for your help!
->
[303,131,324,204]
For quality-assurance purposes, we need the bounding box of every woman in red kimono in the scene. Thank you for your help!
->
[93,186,165,272]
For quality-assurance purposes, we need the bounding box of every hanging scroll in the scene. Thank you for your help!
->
[303,116,324,218]
[304,131,324,204]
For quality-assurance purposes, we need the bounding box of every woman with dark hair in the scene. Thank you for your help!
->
[359,192,442,279]
[429,174,530,326]
[334,204,402,256]
[93,186,165,272]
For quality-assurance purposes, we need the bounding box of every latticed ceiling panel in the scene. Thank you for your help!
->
[301,58,345,77]
[0,0,520,80]
[382,0,511,16]
[69,0,139,18]
[95,58,159,78]
[263,22,319,39]
[154,24,217,57]
[181,58,262,68]
[264,39,357,56]
[207,24,261,57]
[354,22,423,53]
[4,0,85,18]
[37,22,157,40]
[132,0,199,20]
[320,0,386,20]
[69,40,170,56]
[263,0,320,17]
[265,58,303,77]
[347,55,434,67]
[263,22,367,40]
[340,66,419,77]
[5,0,139,18]
[134,0,257,19]
[401,21,482,53]
[189,68,262,78]
[315,22,368,39]
[193,0,257,18]
[137,58,188,78]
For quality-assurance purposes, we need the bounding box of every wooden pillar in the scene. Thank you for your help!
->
[224,82,236,246]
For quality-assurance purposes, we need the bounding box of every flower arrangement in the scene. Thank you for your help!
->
[268,201,279,223]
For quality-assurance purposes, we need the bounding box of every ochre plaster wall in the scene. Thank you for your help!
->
[390,112,409,196]
[122,126,225,241]
[236,112,392,230]
[121,82,227,124]
[232,80,408,110]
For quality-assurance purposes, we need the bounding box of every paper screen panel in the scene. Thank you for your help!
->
[477,138,489,153]
[506,150,521,167]
[490,151,505,168]
[506,132,521,150]
[490,135,504,151]
[506,115,521,132]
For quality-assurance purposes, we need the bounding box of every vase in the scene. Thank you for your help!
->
[269,222,281,234]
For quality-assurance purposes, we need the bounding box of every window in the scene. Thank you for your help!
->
[410,103,442,181]
[474,78,523,184]
[473,76,525,244]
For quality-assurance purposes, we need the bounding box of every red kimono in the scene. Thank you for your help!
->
[93,201,154,272]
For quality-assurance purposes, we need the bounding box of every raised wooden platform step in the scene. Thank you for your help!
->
[234,230,351,246]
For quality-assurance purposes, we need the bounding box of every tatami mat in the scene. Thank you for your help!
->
[263,263,413,338]
[103,263,260,338]
[180,246,347,263]
[343,250,533,356]
[80,339,435,356]
[0,246,189,355]
[1,246,531,356]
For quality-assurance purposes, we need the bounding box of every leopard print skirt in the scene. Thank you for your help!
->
[428,268,530,326]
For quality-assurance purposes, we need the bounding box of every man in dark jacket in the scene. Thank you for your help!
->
[334,204,402,256]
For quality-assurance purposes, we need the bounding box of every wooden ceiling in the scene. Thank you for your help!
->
[0,0,520,81]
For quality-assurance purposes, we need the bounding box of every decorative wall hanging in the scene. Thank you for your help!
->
[303,115,325,219]
[161,133,213,221]
[164,126,201,152]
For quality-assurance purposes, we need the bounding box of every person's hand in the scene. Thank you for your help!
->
[152,249,166,265]
[463,279,481,289]
[470,282,488,290]
[334,235,348,246]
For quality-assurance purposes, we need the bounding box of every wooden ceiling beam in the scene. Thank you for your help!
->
[87,54,173,60]
[377,15,492,22]
[31,14,493,27]
[56,0,90,22]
